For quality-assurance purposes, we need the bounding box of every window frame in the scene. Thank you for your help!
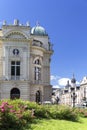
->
[11,61,20,80]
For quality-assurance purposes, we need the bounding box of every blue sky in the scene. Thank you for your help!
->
[0,0,87,88]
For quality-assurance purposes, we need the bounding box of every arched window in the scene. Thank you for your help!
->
[34,59,40,65]
[10,88,20,99]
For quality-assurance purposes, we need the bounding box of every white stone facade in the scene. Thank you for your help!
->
[0,20,53,102]
[55,76,87,107]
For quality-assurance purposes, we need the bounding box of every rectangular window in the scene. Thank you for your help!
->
[11,66,15,75]
[11,61,20,80]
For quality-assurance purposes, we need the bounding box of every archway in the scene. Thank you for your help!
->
[36,90,41,103]
[10,88,20,99]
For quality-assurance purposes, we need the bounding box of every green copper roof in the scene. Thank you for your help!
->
[31,25,47,36]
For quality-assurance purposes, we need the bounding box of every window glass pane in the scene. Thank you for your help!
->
[34,59,40,65]
[11,66,15,75]
[34,67,36,80]
[16,61,20,65]
[16,66,20,76]
[11,61,15,65]
[38,68,41,80]
[37,59,40,64]
[11,61,20,79]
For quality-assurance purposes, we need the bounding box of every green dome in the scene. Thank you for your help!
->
[31,25,47,36]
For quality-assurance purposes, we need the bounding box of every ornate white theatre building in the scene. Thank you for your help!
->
[0,20,53,102]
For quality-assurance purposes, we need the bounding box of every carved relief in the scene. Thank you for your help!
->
[9,47,22,57]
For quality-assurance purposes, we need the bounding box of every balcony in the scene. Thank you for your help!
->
[11,76,20,80]
[32,42,53,51]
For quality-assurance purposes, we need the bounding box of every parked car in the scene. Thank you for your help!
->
[42,101,51,105]
[75,104,86,108]
[83,101,87,107]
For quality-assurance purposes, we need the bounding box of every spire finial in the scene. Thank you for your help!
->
[73,73,75,78]
[71,73,76,83]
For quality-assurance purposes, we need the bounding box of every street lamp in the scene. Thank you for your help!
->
[71,92,77,107]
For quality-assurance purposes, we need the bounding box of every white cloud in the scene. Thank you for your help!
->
[51,75,80,88]
[52,85,60,88]
[58,78,71,86]
[58,78,80,87]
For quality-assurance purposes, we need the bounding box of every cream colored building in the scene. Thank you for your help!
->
[58,77,87,107]
[61,77,81,107]
[54,76,81,107]
[80,77,87,102]
[0,20,53,102]
[54,76,87,107]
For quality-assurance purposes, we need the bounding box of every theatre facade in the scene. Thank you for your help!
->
[0,20,53,102]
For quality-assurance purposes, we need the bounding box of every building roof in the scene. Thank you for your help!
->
[31,24,47,36]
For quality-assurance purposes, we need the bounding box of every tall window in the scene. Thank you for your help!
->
[34,67,41,80]
[11,61,20,80]
[34,59,41,81]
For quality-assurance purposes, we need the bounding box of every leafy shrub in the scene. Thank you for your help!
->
[47,105,79,121]
[0,99,81,130]
[0,102,21,129]
[34,105,50,118]
[0,100,34,130]
[74,108,87,118]
[59,107,78,121]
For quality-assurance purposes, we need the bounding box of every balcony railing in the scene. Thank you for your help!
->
[11,76,20,80]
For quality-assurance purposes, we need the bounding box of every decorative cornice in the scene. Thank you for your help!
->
[0,37,32,42]
[31,45,53,54]
[6,31,27,39]
[80,82,87,86]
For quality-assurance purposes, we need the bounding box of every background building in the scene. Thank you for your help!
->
[80,77,87,103]
[0,19,53,102]
[54,75,81,107]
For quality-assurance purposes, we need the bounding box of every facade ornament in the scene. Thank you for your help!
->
[14,19,19,26]
[26,21,30,26]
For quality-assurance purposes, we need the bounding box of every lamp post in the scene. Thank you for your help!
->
[71,92,77,107]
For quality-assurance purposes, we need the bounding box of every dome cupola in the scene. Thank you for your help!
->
[31,22,47,36]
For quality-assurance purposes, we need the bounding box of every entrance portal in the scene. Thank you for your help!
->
[36,90,41,103]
